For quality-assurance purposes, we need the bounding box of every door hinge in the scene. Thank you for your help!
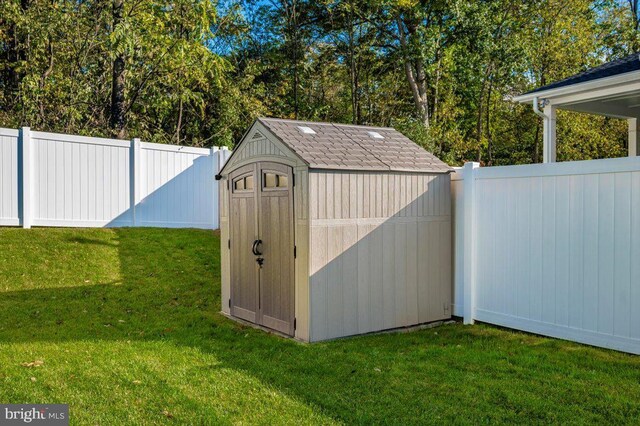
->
[227,179,229,190]
[294,318,297,330]
[228,298,231,308]
[228,239,231,249]
[292,173,295,187]
[294,246,297,259]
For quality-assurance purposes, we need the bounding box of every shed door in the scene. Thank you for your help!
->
[229,164,259,323]
[229,162,295,336]
[258,162,295,335]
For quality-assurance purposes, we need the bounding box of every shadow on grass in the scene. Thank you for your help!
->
[1,227,639,423]
[66,236,120,247]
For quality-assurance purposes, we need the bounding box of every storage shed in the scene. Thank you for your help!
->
[218,118,453,342]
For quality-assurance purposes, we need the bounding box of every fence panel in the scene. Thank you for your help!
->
[454,157,640,354]
[137,142,214,228]
[31,131,132,227]
[0,127,230,229]
[0,128,19,226]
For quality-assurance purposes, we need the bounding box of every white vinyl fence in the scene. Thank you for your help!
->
[0,127,231,229]
[453,157,640,354]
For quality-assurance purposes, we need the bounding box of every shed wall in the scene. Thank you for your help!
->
[308,171,452,341]
[293,166,310,341]
[219,124,310,340]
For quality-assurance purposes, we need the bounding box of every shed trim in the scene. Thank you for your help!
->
[308,167,452,174]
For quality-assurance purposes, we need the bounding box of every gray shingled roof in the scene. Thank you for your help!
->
[256,118,452,173]
[525,53,640,95]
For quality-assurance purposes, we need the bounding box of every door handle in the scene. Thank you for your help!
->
[252,239,263,256]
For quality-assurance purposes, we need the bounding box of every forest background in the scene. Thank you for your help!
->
[1,0,639,165]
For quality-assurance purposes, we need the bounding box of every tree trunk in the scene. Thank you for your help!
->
[110,0,126,138]
[6,25,20,94]
[433,55,441,124]
[396,15,429,128]
[175,96,183,145]
[39,37,54,122]
[486,81,494,166]
[5,0,31,101]
[285,0,300,120]
[476,83,484,163]
[349,21,357,124]
[347,4,361,125]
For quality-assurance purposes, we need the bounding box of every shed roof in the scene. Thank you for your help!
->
[524,53,640,96]
[253,118,452,173]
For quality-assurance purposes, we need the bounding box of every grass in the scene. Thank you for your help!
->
[0,228,639,425]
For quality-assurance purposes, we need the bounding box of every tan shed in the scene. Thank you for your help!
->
[217,118,453,342]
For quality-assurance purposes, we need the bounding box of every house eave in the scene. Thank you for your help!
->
[512,69,640,103]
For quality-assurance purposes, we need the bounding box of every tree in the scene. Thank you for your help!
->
[0,0,632,163]
[110,0,126,137]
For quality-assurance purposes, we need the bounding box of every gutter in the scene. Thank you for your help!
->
[532,97,546,119]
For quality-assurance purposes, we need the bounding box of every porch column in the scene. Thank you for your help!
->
[629,118,639,157]
[543,104,557,163]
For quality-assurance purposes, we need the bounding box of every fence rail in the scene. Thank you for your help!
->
[453,157,640,354]
[0,127,231,229]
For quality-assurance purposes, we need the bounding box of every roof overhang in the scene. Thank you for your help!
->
[217,119,309,177]
[512,70,640,119]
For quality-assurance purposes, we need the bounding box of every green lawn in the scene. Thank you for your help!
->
[0,228,639,424]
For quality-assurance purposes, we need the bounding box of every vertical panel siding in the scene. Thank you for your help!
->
[32,136,131,226]
[136,143,214,227]
[223,133,290,170]
[0,131,19,225]
[458,158,640,354]
[0,128,226,229]
[309,170,452,341]
[294,166,310,341]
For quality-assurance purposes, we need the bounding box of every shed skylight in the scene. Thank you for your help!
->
[297,126,316,134]
[368,131,384,139]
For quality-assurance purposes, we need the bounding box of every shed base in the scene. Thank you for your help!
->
[220,311,458,343]
[310,319,457,342]
[220,312,307,343]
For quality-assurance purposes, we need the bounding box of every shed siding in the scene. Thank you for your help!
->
[220,169,231,315]
[231,132,288,163]
[308,170,452,341]
[293,166,310,341]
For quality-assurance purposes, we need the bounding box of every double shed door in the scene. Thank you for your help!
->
[229,162,295,336]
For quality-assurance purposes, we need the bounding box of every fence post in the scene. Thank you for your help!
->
[463,162,479,324]
[211,147,220,229]
[221,146,231,166]
[20,127,33,229]
[629,118,639,157]
[130,138,141,226]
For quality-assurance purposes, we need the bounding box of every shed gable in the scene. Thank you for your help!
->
[222,124,305,173]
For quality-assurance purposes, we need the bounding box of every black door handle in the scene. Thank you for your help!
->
[252,239,263,256]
